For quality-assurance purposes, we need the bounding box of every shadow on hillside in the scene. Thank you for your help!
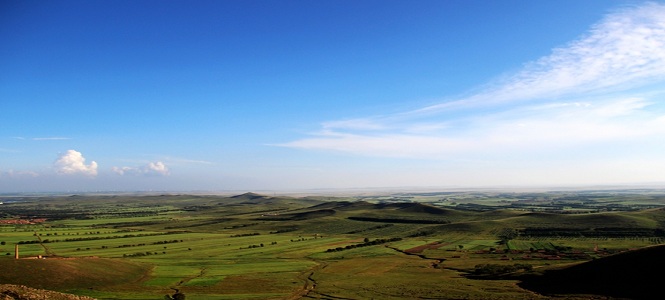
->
[517,245,665,300]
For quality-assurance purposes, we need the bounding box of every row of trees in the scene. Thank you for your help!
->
[123,251,167,257]
[240,241,277,250]
[230,233,259,237]
[17,232,183,244]
[325,237,402,253]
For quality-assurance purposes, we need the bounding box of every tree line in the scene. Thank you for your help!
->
[325,237,402,252]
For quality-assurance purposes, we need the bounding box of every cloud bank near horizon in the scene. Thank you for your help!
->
[112,161,170,176]
[5,150,173,178]
[281,3,665,163]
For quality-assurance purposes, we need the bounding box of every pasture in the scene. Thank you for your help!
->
[1,191,664,299]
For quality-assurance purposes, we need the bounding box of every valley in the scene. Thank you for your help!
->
[1,190,664,299]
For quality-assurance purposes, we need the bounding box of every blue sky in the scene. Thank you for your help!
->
[2,0,665,192]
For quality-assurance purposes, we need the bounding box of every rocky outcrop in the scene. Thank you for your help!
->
[0,284,95,300]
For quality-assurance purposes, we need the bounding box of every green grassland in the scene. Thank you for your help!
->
[1,191,664,299]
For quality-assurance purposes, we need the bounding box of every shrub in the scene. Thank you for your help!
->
[474,263,533,275]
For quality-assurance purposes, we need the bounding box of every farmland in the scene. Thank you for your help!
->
[1,190,665,299]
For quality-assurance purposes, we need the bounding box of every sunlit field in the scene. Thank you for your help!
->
[1,192,664,299]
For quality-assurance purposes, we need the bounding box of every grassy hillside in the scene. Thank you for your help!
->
[519,244,665,299]
[0,257,150,293]
[1,192,664,299]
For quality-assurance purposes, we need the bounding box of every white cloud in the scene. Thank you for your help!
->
[0,169,40,178]
[591,97,651,117]
[281,3,665,162]
[54,150,98,176]
[111,166,132,176]
[417,2,665,113]
[145,162,169,175]
[112,161,170,176]
[284,95,665,160]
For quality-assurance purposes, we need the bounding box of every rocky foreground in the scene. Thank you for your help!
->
[0,285,95,300]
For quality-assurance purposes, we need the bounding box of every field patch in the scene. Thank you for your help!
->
[0,257,150,291]
[2,192,664,299]
[405,241,449,253]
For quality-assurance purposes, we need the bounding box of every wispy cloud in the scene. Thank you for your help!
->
[118,155,215,166]
[32,137,72,141]
[0,169,40,178]
[322,119,387,131]
[162,157,215,165]
[112,161,170,176]
[415,2,665,114]
[11,136,71,141]
[54,150,98,176]
[281,3,665,161]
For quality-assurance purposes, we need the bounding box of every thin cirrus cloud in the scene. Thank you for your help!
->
[12,136,72,141]
[0,170,39,178]
[414,2,665,114]
[112,161,170,176]
[281,3,665,160]
[32,137,72,141]
[54,149,98,176]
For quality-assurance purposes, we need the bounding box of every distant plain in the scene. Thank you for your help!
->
[1,190,664,299]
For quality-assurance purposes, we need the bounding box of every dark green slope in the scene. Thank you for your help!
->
[225,192,324,207]
[519,244,665,299]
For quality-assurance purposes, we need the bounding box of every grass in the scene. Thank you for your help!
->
[1,192,665,299]
[310,252,542,300]
[0,257,150,293]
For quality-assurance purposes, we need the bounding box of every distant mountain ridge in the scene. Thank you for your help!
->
[229,192,270,201]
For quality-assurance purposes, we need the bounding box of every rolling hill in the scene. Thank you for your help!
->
[0,258,150,292]
[519,244,665,299]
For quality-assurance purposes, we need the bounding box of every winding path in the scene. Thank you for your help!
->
[286,260,327,300]
[174,267,207,287]
[385,245,446,268]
